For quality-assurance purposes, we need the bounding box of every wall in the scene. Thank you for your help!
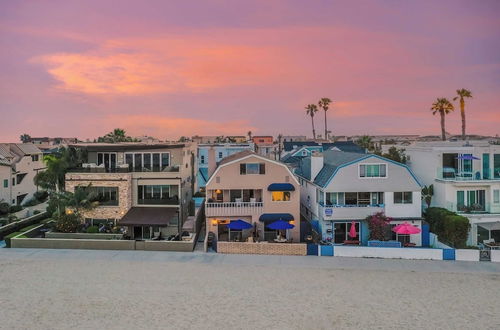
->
[0,212,47,239]
[45,232,124,240]
[11,238,136,250]
[455,249,480,261]
[11,154,45,205]
[333,246,442,260]
[491,250,500,263]
[217,242,307,255]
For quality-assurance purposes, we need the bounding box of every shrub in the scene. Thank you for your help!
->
[9,205,23,213]
[86,226,99,233]
[33,190,49,202]
[424,207,470,248]
[54,212,82,233]
[23,198,40,207]
[366,212,392,241]
[193,191,206,197]
[0,202,9,215]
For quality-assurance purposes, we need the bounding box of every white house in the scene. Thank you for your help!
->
[296,150,423,246]
[405,140,500,246]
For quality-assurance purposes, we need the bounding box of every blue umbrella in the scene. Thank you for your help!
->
[267,220,295,230]
[226,219,253,230]
[456,155,480,160]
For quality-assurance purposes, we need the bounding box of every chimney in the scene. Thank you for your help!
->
[310,151,324,180]
[208,146,217,177]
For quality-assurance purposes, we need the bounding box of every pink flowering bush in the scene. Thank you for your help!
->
[366,212,392,241]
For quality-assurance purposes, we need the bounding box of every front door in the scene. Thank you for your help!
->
[134,226,142,240]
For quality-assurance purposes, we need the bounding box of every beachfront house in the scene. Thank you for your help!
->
[405,141,500,246]
[65,142,197,240]
[205,150,301,244]
[297,150,424,246]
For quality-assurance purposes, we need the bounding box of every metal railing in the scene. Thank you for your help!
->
[205,201,263,216]
[437,167,500,181]
[68,164,180,173]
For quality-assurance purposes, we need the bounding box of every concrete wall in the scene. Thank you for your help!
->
[491,250,500,263]
[333,246,443,260]
[144,240,195,252]
[217,242,307,255]
[11,238,136,250]
[45,232,124,240]
[455,249,480,261]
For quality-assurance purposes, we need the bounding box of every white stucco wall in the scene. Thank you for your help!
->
[334,246,442,260]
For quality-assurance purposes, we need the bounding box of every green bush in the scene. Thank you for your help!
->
[424,207,470,248]
[86,226,99,233]
[33,190,49,202]
[23,198,40,207]
[0,202,9,215]
[54,213,81,233]
[9,205,23,213]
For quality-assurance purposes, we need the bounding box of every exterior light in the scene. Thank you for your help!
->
[66,209,73,215]
[290,220,295,225]
[215,189,222,194]
[211,219,218,226]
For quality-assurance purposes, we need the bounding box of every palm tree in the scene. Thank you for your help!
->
[421,184,434,208]
[453,89,472,140]
[305,104,318,139]
[431,98,454,141]
[318,98,332,140]
[20,134,31,143]
[356,135,373,152]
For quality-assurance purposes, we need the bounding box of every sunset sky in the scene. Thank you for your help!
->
[1,0,499,142]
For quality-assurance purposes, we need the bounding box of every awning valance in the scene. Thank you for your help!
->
[267,183,295,191]
[119,207,178,226]
[259,213,294,222]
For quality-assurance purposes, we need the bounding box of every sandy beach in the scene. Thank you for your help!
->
[1,249,499,330]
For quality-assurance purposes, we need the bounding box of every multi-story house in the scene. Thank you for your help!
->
[65,142,197,240]
[405,141,500,245]
[0,143,45,205]
[197,142,255,191]
[297,150,423,246]
[252,136,277,160]
[205,150,300,243]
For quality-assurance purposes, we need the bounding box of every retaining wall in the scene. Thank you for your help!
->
[11,238,135,250]
[332,246,443,260]
[217,242,307,256]
[491,250,500,263]
[45,232,123,240]
[455,249,480,262]
[0,212,48,239]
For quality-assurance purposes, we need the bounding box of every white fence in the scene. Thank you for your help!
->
[333,246,443,260]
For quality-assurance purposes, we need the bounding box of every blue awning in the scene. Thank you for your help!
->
[267,183,295,191]
[259,213,294,222]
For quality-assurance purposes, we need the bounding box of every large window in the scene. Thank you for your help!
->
[272,191,291,201]
[138,185,179,205]
[359,164,387,178]
[457,189,486,211]
[494,154,500,179]
[325,192,383,206]
[494,190,500,204]
[77,186,119,206]
[334,222,359,243]
[394,192,413,204]
[97,153,117,170]
[125,153,170,172]
[3,179,8,188]
[240,163,265,175]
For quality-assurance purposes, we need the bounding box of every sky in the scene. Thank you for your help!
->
[1,0,499,142]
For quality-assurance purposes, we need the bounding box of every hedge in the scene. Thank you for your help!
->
[424,207,470,248]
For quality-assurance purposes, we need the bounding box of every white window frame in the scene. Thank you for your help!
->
[359,163,387,179]
[493,189,500,204]
[125,152,170,170]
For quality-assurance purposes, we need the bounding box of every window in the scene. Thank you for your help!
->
[494,154,500,179]
[493,190,500,204]
[97,153,117,170]
[125,152,169,172]
[76,186,119,206]
[334,222,359,244]
[3,179,7,188]
[31,155,39,162]
[394,192,413,204]
[360,164,387,178]
[161,153,170,169]
[12,178,15,186]
[272,191,291,201]
[138,185,179,205]
[218,152,223,159]
[200,155,205,164]
[240,163,265,175]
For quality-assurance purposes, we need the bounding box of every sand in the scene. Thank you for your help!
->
[1,250,499,330]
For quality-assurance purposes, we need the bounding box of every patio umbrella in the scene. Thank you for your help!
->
[267,220,295,230]
[456,155,480,160]
[349,221,357,239]
[392,222,421,235]
[226,219,253,230]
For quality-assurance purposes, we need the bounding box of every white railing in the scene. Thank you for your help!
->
[205,202,263,216]
[319,204,384,220]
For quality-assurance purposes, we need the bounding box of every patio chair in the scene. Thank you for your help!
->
[152,232,161,240]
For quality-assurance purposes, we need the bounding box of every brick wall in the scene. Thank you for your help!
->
[217,242,307,256]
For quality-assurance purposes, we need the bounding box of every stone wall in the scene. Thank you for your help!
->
[65,172,132,220]
[217,242,307,256]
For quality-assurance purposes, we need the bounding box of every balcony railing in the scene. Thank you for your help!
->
[68,164,180,173]
[138,197,180,205]
[437,167,500,181]
[319,203,384,220]
[205,202,263,216]
[446,202,494,214]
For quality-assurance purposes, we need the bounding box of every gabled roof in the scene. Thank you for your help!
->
[217,150,256,166]
[15,143,42,155]
[283,141,365,153]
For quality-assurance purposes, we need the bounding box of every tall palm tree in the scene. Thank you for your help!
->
[305,104,318,139]
[20,133,31,143]
[318,98,332,140]
[356,135,373,152]
[453,89,472,140]
[431,98,455,141]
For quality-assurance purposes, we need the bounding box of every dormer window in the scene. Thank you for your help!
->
[240,163,265,175]
[359,164,387,178]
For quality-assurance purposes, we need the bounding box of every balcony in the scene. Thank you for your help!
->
[319,203,385,220]
[205,202,263,217]
[68,163,180,173]
[437,167,500,182]
[446,202,497,215]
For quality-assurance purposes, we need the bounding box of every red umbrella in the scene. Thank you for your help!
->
[349,221,357,239]
[392,222,421,235]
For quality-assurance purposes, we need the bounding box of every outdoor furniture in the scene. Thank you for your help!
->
[404,242,416,247]
[274,238,288,243]
[152,232,161,240]
[343,240,360,245]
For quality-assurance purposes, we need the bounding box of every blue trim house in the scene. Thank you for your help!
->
[295,150,424,246]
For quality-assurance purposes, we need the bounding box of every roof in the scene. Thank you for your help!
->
[119,207,178,226]
[283,141,365,153]
[15,143,42,155]
[0,144,13,159]
[70,142,188,152]
[217,150,256,166]
[0,155,10,166]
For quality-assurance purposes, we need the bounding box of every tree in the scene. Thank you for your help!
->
[318,98,332,140]
[355,135,373,152]
[453,89,472,140]
[431,98,454,141]
[178,136,189,142]
[366,212,392,241]
[97,128,136,143]
[247,131,252,141]
[305,104,318,139]
[20,134,31,143]
[421,184,434,208]
[381,146,407,164]
[50,186,99,230]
